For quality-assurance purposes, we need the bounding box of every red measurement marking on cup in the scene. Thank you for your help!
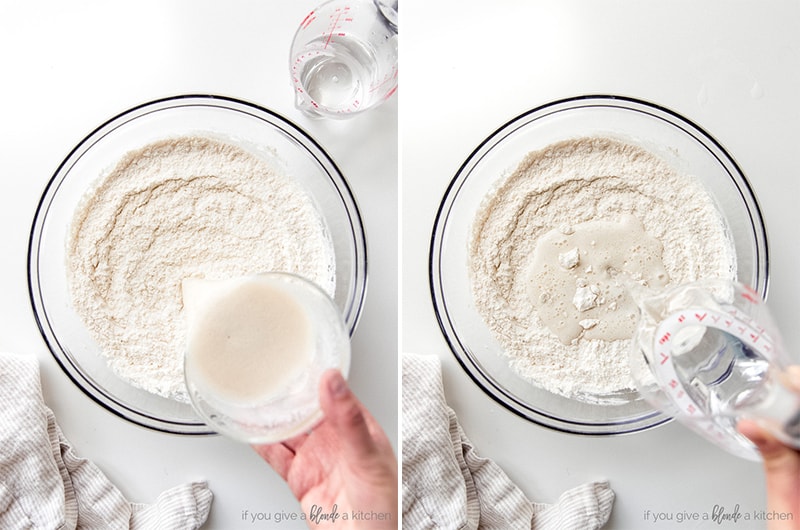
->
[301,11,316,29]
[324,6,351,49]
[741,284,760,304]
[324,15,339,47]
[653,304,778,417]
[650,303,775,458]
[368,66,399,95]
[383,86,398,100]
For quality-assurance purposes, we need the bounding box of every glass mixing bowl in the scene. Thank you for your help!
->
[28,95,367,435]
[429,95,768,435]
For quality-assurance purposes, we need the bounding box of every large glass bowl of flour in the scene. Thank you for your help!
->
[430,95,768,435]
[28,95,367,435]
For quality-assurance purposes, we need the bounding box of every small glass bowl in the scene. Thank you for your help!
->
[28,95,367,435]
[184,272,351,444]
[429,95,769,435]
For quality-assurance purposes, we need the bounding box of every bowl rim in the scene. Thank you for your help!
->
[428,93,770,436]
[27,94,368,435]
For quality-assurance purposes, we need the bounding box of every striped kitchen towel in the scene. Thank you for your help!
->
[0,351,212,529]
[402,353,614,530]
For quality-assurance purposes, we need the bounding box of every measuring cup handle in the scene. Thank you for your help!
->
[373,0,398,32]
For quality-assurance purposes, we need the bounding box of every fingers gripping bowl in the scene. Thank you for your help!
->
[429,95,768,435]
[28,95,367,435]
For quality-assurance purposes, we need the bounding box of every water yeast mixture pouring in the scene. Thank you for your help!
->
[630,279,800,461]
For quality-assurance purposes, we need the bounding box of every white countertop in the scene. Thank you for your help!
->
[402,1,800,529]
[4,1,800,529]
[0,2,396,529]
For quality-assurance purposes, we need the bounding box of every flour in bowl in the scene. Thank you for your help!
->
[67,136,335,401]
[469,136,736,400]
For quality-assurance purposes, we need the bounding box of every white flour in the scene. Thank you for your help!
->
[67,136,335,401]
[469,136,736,400]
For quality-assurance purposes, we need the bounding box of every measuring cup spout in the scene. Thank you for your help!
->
[617,276,662,324]
[294,90,322,119]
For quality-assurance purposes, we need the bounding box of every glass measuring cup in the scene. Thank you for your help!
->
[183,272,351,443]
[630,279,800,460]
[290,0,398,119]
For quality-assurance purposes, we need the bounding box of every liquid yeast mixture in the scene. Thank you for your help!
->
[525,214,670,345]
[183,277,314,404]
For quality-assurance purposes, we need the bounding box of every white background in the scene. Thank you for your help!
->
[0,2,397,529]
[2,1,800,529]
[402,1,800,529]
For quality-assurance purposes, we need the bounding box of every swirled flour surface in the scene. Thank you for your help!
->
[67,136,335,401]
[469,136,736,400]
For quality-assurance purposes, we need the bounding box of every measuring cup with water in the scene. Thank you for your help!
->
[290,0,398,119]
[630,279,800,460]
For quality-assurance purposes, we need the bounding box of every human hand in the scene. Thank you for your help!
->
[253,370,398,529]
[738,366,800,530]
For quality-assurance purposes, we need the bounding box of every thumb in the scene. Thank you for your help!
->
[738,419,792,462]
[785,365,800,393]
[739,418,800,522]
[319,369,378,464]
[741,365,800,462]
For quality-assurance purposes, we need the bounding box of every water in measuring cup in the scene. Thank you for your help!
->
[670,325,800,454]
[293,35,379,115]
[673,325,766,414]
[632,279,800,459]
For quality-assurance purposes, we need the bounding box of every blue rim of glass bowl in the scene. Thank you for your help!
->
[429,94,769,436]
